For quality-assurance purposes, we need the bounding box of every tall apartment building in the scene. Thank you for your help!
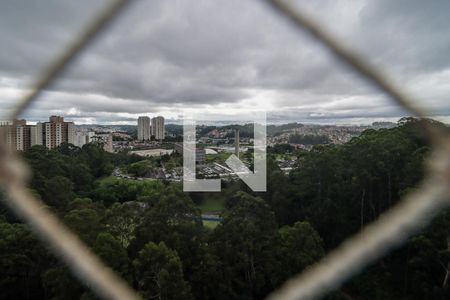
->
[0,119,38,151]
[151,116,165,140]
[36,116,75,149]
[137,116,151,141]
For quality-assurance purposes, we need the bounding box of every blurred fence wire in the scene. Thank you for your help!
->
[0,0,449,299]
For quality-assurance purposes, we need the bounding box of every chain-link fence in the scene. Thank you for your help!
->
[0,1,449,299]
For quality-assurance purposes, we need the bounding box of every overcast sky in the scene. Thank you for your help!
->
[0,0,449,125]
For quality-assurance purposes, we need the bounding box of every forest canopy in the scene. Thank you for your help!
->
[0,118,449,300]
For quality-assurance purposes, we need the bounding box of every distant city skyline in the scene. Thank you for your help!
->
[10,116,449,127]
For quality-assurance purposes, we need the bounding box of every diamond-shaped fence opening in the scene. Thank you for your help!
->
[0,1,449,300]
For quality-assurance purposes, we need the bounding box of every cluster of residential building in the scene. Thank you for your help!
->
[0,116,113,152]
[137,116,165,141]
[73,130,113,152]
[267,123,396,146]
[206,128,232,139]
[0,116,74,151]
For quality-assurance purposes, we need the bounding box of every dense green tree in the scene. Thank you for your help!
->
[133,242,193,300]
[91,177,167,206]
[66,197,97,211]
[288,120,431,248]
[63,208,103,245]
[104,202,143,248]
[262,156,293,224]
[0,217,49,300]
[268,143,295,154]
[273,221,324,286]
[43,176,75,210]
[130,186,204,279]
[68,163,95,195]
[80,143,114,177]
[42,266,83,300]
[348,209,450,300]
[93,233,130,280]
[127,160,158,177]
[209,192,278,299]
[1,117,447,300]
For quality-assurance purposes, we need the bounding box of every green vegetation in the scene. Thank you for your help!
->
[165,123,183,136]
[206,151,231,164]
[0,118,449,299]
[198,198,225,212]
[124,152,182,176]
[134,242,193,299]
[127,159,158,177]
[162,152,182,172]
[202,220,220,229]
[117,124,138,137]
[269,143,295,153]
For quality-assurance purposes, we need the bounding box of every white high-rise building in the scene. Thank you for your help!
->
[72,130,104,148]
[67,123,75,145]
[151,116,165,140]
[73,132,87,148]
[137,116,151,141]
[87,131,95,143]
[34,123,43,146]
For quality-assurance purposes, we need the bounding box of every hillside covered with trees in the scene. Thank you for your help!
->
[0,118,449,300]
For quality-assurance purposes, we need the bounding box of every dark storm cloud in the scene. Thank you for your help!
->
[0,0,108,78]
[0,0,449,123]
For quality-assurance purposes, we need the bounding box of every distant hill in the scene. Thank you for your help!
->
[165,124,183,135]
[267,123,304,136]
